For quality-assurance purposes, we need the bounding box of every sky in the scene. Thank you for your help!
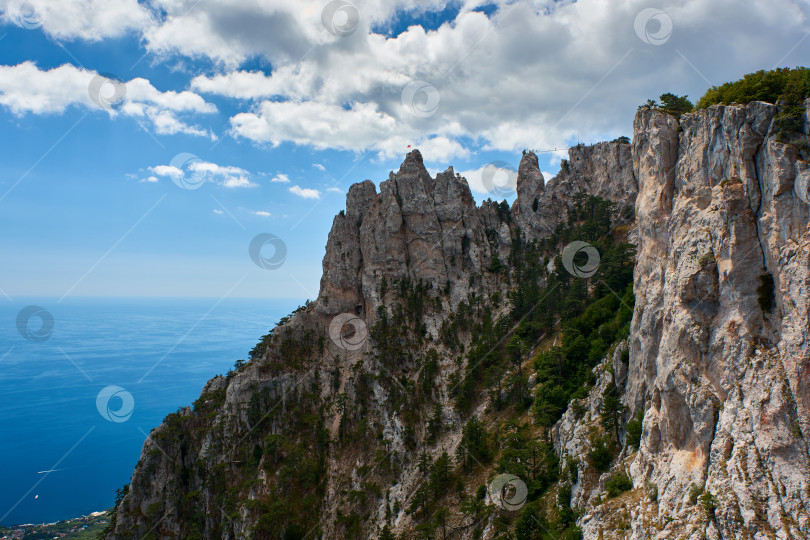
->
[0,0,808,299]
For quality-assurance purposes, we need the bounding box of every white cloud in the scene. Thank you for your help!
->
[222,176,256,188]
[313,163,326,172]
[289,185,321,199]
[4,0,810,162]
[326,187,342,193]
[149,165,183,178]
[140,175,159,183]
[230,100,396,151]
[181,0,810,160]
[252,210,271,217]
[230,100,467,161]
[0,62,215,138]
[457,161,519,196]
[213,209,224,214]
[140,0,454,68]
[270,173,291,183]
[149,159,256,188]
[188,161,247,177]
[2,0,151,41]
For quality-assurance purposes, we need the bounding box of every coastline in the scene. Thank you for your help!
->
[0,510,110,539]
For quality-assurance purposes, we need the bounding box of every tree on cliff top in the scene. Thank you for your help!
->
[696,67,810,109]
[638,93,693,118]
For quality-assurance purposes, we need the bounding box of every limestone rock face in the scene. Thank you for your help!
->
[317,150,496,321]
[513,141,636,239]
[512,150,545,225]
[619,103,810,540]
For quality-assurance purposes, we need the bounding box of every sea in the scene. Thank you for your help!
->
[0,297,303,527]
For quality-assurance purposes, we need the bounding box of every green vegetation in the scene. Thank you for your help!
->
[696,67,810,109]
[600,381,626,441]
[688,484,703,505]
[0,511,111,539]
[700,491,717,517]
[456,415,493,471]
[391,195,633,539]
[698,252,716,268]
[697,67,810,154]
[587,435,614,473]
[641,69,810,156]
[625,408,644,448]
[604,472,633,498]
[529,213,635,426]
[639,93,694,117]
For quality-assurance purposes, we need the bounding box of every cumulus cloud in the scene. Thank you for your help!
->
[148,160,256,188]
[186,0,810,161]
[270,173,291,183]
[2,0,151,41]
[252,210,271,217]
[0,62,216,138]
[289,185,321,199]
[149,165,183,178]
[4,0,810,162]
[457,161,519,196]
[213,209,224,214]
[221,176,256,188]
[230,100,395,150]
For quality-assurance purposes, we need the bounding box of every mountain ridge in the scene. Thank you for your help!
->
[106,98,810,540]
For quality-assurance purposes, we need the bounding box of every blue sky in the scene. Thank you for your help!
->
[0,0,808,299]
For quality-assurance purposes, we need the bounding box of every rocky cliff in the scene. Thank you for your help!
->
[107,99,810,540]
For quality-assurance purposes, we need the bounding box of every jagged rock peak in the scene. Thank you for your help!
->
[399,148,425,171]
[345,179,376,221]
[517,150,544,191]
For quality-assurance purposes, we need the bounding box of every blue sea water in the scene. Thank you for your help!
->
[0,297,303,527]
